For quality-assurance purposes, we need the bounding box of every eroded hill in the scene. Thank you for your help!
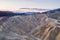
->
[0,8,60,40]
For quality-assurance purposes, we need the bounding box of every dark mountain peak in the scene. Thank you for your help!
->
[47,8,60,13]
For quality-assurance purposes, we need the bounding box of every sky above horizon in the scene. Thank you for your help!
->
[0,0,60,11]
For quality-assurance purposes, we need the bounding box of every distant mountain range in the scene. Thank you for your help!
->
[0,8,60,19]
[44,8,60,13]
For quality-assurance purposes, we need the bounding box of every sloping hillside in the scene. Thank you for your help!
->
[45,8,60,19]
[48,12,60,19]
[0,13,47,40]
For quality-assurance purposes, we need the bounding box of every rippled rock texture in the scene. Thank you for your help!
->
[0,13,60,40]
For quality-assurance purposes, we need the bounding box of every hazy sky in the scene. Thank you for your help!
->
[0,0,60,10]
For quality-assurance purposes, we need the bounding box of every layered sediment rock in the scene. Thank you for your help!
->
[0,13,60,40]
